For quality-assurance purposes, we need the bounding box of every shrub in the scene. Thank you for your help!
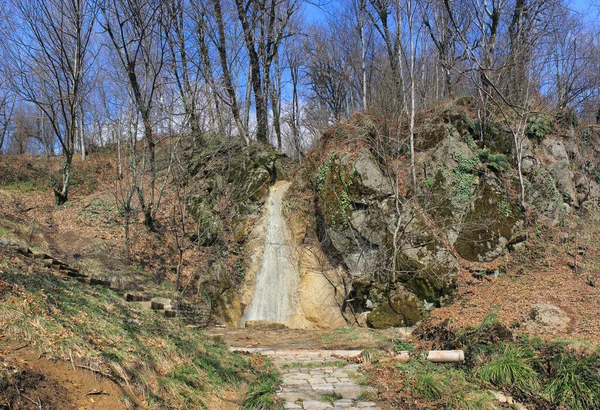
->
[545,350,600,410]
[469,119,499,139]
[476,344,540,392]
[526,114,553,143]
[477,149,510,172]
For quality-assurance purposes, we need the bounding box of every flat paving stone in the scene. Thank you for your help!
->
[301,400,331,409]
[242,347,381,410]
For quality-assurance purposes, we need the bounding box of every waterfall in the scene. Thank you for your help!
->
[242,181,298,326]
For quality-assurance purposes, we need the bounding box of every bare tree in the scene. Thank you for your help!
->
[2,0,96,204]
[234,0,299,144]
[100,0,168,230]
[207,0,248,142]
[164,0,203,144]
[0,88,15,152]
[422,0,462,99]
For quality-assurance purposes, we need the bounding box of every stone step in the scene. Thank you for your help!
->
[229,347,362,359]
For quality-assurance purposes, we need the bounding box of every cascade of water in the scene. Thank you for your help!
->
[242,181,298,326]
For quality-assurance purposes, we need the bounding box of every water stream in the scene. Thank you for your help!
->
[242,181,298,326]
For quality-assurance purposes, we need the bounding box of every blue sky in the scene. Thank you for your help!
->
[302,0,598,23]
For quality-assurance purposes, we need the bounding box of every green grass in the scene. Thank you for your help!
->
[394,340,415,352]
[0,180,41,192]
[545,350,600,410]
[320,327,361,343]
[321,392,342,404]
[242,359,283,410]
[0,259,256,409]
[367,331,600,410]
[475,344,540,392]
[413,373,443,400]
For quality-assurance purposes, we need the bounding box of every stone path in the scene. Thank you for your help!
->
[231,348,381,410]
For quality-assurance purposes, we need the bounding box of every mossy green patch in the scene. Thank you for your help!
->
[316,155,354,228]
[455,177,520,262]
[367,292,422,329]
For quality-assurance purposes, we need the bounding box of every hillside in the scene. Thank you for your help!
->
[1,101,600,409]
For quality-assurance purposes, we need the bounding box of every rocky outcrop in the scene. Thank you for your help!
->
[542,138,578,207]
[312,109,600,327]
[455,177,521,262]
[184,109,600,330]
[315,148,461,325]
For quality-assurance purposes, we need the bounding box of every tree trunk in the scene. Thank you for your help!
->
[211,0,247,143]
[234,0,268,144]
[54,152,73,206]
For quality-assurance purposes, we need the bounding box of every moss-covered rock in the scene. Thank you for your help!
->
[229,142,280,205]
[526,166,564,224]
[417,122,451,150]
[187,202,222,246]
[455,177,520,262]
[395,239,457,302]
[366,291,423,329]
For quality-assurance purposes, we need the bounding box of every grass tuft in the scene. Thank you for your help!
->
[321,392,342,404]
[413,373,443,400]
[242,360,283,410]
[545,352,600,410]
[476,344,539,392]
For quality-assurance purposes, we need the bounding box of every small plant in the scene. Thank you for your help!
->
[315,155,334,192]
[526,114,553,143]
[394,341,415,352]
[476,344,539,392]
[481,311,500,327]
[477,149,510,172]
[413,373,443,401]
[582,127,592,148]
[321,392,343,404]
[360,348,386,364]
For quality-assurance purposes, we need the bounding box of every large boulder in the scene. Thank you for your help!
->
[366,291,423,329]
[455,177,521,262]
[317,148,459,312]
[542,138,578,207]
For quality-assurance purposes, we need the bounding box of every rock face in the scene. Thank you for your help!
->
[454,177,520,262]
[316,148,460,325]
[313,108,600,328]
[185,108,600,330]
[542,138,578,207]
